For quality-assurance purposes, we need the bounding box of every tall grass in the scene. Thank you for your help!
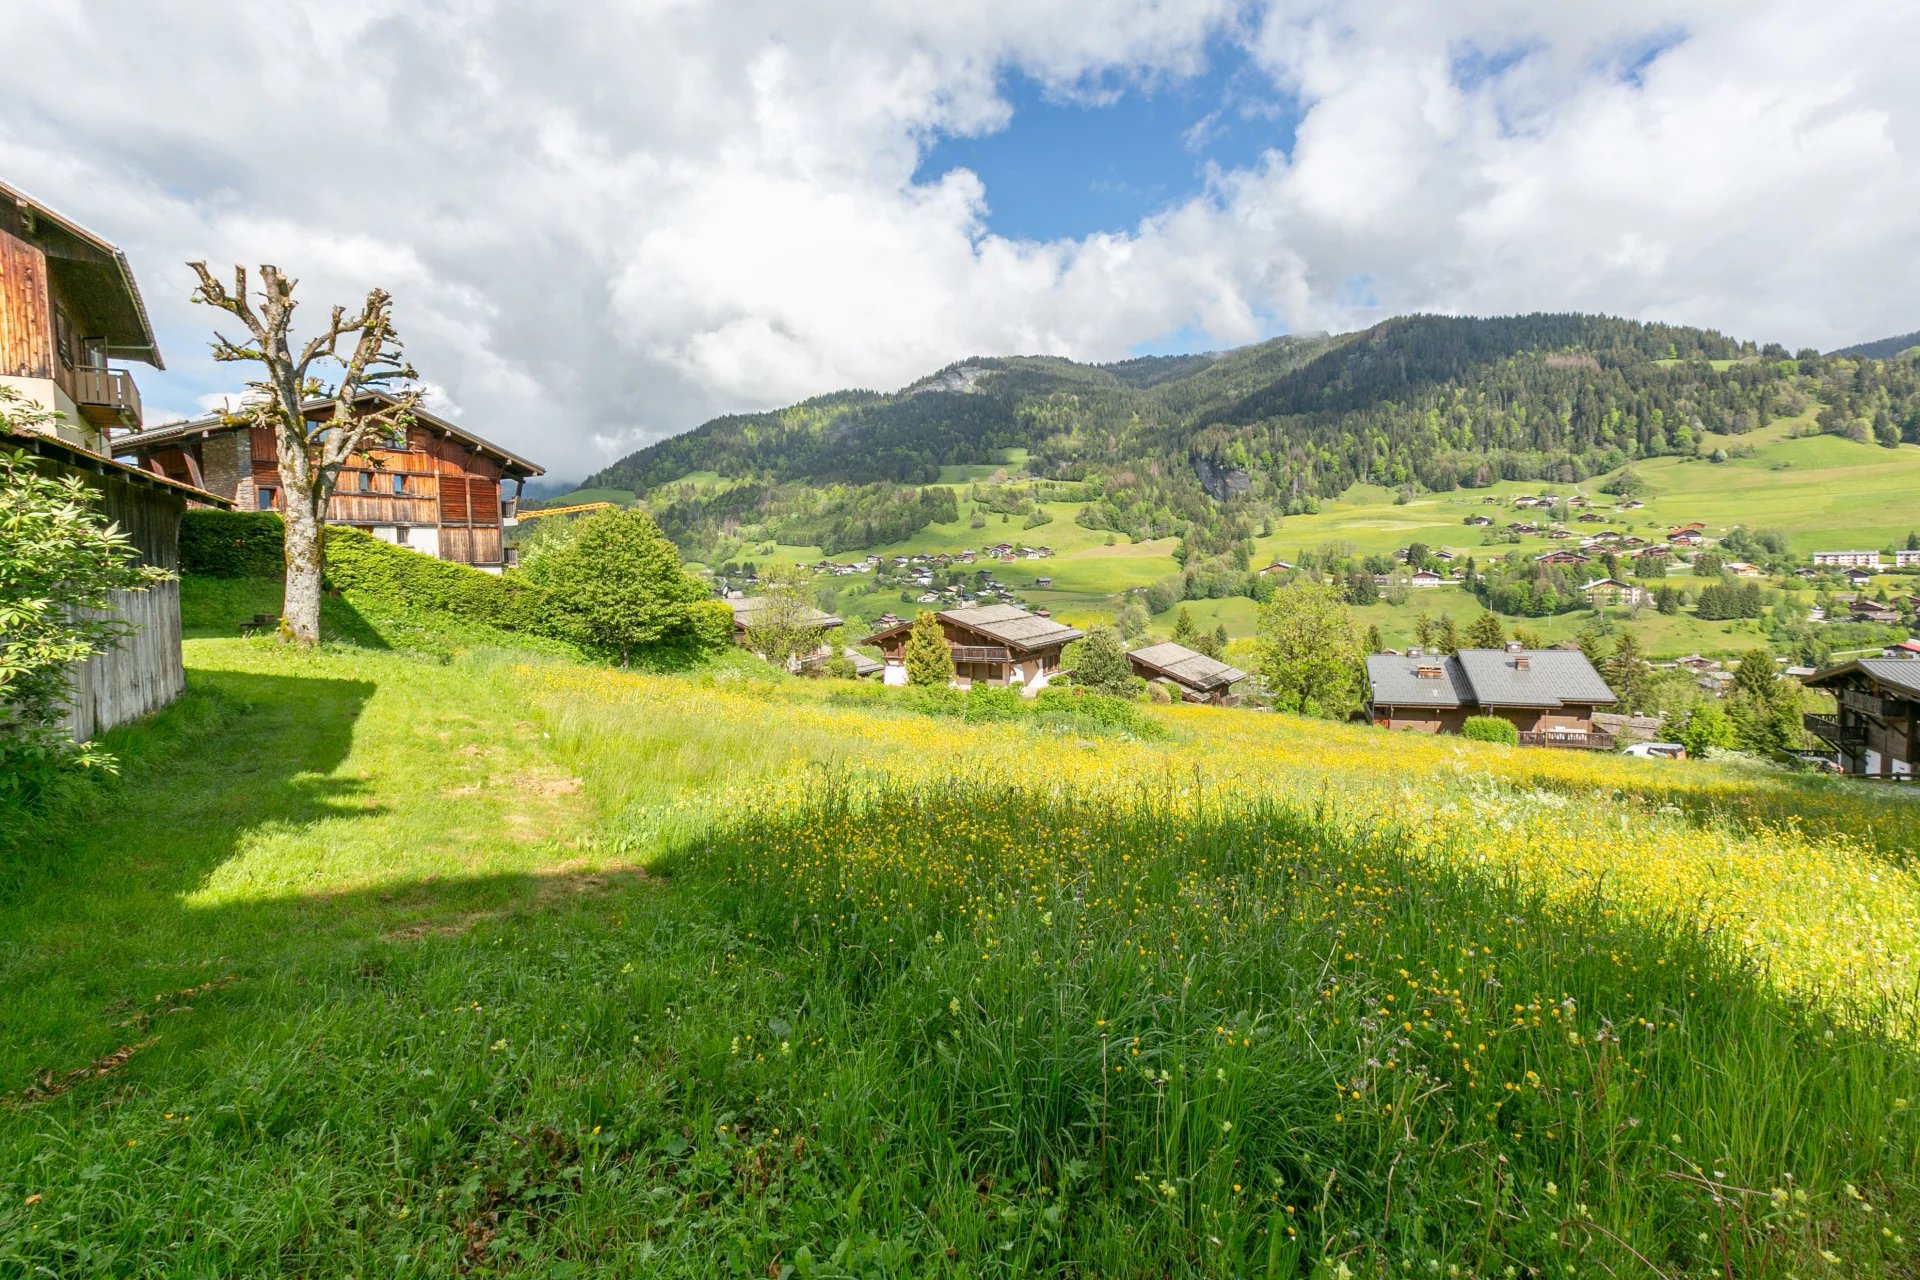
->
[3,640,1918,1276]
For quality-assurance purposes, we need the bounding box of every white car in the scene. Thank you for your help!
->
[1621,742,1687,761]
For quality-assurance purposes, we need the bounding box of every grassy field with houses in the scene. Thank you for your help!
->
[3,589,1919,1276]
[638,421,1920,658]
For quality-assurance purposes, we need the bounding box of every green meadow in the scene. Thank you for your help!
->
[3,587,1919,1277]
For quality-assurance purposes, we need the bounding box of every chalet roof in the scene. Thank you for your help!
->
[1365,654,1473,708]
[1804,657,1920,699]
[1453,648,1617,708]
[114,389,544,478]
[728,597,843,631]
[4,425,231,507]
[1127,642,1248,692]
[940,603,1083,651]
[0,179,163,368]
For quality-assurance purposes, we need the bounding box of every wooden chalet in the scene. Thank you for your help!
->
[1581,577,1650,607]
[1365,645,1618,748]
[727,596,843,658]
[1125,642,1247,704]
[1,179,161,453]
[867,604,1082,694]
[1802,659,1918,778]
[114,390,542,571]
[1534,549,1590,567]
[4,425,231,740]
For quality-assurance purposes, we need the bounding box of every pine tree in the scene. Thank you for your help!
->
[1604,632,1651,713]
[902,612,955,686]
[1171,606,1196,647]
[1465,612,1507,650]
[1433,615,1462,655]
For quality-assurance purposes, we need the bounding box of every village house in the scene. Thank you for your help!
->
[867,604,1081,694]
[1850,599,1904,625]
[1667,530,1707,548]
[1813,550,1885,569]
[1409,569,1445,587]
[1882,639,1920,659]
[1619,500,1646,510]
[115,390,542,571]
[1463,514,1493,526]
[1847,569,1879,590]
[1802,658,1919,778]
[1257,560,1294,575]
[1125,642,1248,705]
[0,180,161,453]
[1364,645,1618,747]
[1897,550,1920,569]
[1581,577,1650,608]
[1534,549,1590,567]
[1723,561,1766,579]
[727,596,843,655]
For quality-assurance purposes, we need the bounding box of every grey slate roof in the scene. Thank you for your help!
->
[728,597,843,630]
[1806,657,1920,698]
[1452,648,1617,708]
[940,603,1083,651]
[1365,654,1473,708]
[1368,649,1616,710]
[1128,642,1248,691]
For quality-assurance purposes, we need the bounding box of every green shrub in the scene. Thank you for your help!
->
[178,510,287,577]
[1461,715,1520,745]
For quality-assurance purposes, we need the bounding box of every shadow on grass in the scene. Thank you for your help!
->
[4,773,1919,1278]
[179,574,394,649]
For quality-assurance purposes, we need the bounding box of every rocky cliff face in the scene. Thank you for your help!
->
[1192,453,1251,501]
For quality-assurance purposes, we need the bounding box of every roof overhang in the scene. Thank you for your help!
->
[7,427,231,507]
[0,179,163,369]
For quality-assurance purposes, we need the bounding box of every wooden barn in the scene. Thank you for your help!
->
[866,604,1082,694]
[113,390,542,571]
[5,426,230,740]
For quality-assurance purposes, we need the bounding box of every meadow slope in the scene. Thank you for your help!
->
[3,634,1919,1277]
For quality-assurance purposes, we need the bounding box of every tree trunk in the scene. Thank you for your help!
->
[281,501,324,646]
[278,439,326,646]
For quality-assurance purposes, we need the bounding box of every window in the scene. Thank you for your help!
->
[256,487,277,511]
[52,308,75,368]
[392,474,406,494]
[357,472,372,492]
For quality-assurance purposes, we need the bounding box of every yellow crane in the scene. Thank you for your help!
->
[516,501,615,523]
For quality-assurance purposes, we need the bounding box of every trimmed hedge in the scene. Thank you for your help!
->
[176,511,731,666]
[1461,715,1520,745]
[179,510,287,578]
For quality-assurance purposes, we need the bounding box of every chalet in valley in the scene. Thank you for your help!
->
[867,604,1081,694]
[0,180,160,453]
[1365,646,1618,748]
[1125,642,1248,705]
[1802,658,1918,778]
[115,390,542,571]
[1581,577,1650,607]
[727,596,843,655]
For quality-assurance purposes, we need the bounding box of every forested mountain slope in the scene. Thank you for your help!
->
[582,314,1920,561]
[1831,329,1920,360]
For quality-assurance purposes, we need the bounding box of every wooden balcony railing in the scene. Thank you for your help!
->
[1517,729,1617,751]
[1804,712,1866,747]
[949,645,1012,662]
[72,366,141,431]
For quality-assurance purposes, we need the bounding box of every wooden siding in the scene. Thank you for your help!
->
[0,228,52,378]
[57,469,186,741]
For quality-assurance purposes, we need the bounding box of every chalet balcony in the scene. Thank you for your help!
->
[72,366,141,433]
[950,645,1012,662]
[1517,729,1617,751]
[1804,713,1866,748]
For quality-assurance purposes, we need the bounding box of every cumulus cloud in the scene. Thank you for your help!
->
[1,0,1914,477]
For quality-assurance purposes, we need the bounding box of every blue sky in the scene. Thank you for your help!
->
[915,40,1297,244]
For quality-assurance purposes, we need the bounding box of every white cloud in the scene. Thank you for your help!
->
[5,0,1917,478]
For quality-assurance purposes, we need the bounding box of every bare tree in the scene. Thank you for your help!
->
[188,263,420,646]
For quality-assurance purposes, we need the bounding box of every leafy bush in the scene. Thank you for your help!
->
[178,510,286,577]
[825,682,1166,739]
[0,436,173,807]
[1461,715,1520,745]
